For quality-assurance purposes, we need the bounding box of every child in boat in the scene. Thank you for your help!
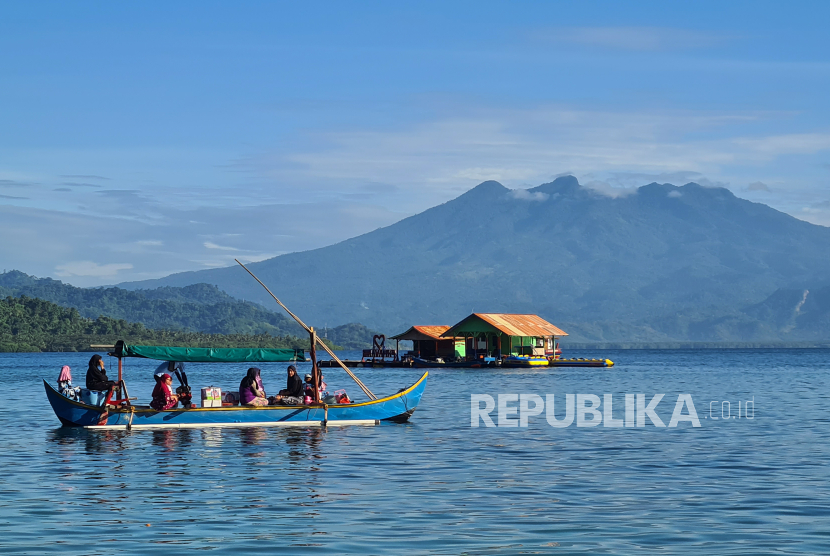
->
[303,373,315,403]
[57,365,80,401]
[318,373,328,398]
[150,373,180,410]
[239,367,269,406]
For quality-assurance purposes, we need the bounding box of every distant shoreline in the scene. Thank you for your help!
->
[10,342,830,354]
[564,342,830,350]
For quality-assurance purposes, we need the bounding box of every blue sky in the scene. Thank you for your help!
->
[1,1,829,285]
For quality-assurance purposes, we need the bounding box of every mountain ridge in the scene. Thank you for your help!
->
[117,177,830,342]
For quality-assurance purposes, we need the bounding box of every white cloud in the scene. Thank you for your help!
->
[204,241,239,251]
[733,133,830,156]
[667,190,683,198]
[582,180,637,198]
[509,189,549,201]
[55,261,133,278]
[246,107,753,203]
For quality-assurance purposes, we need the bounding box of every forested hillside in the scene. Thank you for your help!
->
[0,271,304,336]
[0,296,320,353]
[0,271,380,348]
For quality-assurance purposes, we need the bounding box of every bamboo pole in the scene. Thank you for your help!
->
[234,259,377,400]
[310,327,320,403]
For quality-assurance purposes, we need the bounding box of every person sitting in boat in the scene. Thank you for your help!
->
[57,365,80,401]
[239,367,269,407]
[86,354,118,392]
[302,373,315,403]
[150,373,179,410]
[274,365,303,405]
[301,373,328,403]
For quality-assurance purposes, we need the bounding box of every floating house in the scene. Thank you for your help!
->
[440,313,568,359]
[390,326,465,360]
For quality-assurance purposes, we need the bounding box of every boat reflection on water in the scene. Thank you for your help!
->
[151,428,197,453]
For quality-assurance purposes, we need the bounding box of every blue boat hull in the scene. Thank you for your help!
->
[43,372,428,429]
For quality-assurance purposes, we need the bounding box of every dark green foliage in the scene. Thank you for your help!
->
[322,323,382,349]
[0,296,321,353]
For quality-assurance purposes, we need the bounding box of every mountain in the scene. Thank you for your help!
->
[118,177,830,342]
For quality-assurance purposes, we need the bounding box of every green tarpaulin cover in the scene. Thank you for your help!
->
[119,344,306,363]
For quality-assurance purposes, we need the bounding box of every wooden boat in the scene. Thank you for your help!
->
[44,261,429,430]
[43,365,428,430]
[549,358,614,368]
[503,355,550,367]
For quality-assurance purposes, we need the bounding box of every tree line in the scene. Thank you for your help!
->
[0,296,335,353]
[0,271,381,348]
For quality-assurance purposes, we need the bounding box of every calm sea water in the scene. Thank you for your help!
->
[0,349,828,555]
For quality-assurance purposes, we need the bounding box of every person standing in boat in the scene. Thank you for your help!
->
[86,354,118,392]
[150,373,180,410]
[239,367,269,406]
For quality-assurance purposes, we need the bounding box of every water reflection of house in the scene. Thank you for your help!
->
[390,326,466,360]
[440,313,567,359]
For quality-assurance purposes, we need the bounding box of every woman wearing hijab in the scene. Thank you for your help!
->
[274,365,303,405]
[85,354,118,392]
[279,365,303,397]
[150,373,180,410]
[239,367,269,406]
[57,366,80,400]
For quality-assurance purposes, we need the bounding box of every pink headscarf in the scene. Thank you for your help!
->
[152,373,173,400]
[58,366,72,382]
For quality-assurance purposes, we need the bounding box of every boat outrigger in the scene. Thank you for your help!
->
[44,261,428,430]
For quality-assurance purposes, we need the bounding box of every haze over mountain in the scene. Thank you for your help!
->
[119,177,830,343]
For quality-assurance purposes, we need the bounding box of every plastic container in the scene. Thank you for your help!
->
[200,387,222,408]
[79,388,107,406]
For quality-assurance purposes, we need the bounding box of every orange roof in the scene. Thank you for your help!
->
[412,325,452,339]
[390,325,458,341]
[442,313,568,338]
